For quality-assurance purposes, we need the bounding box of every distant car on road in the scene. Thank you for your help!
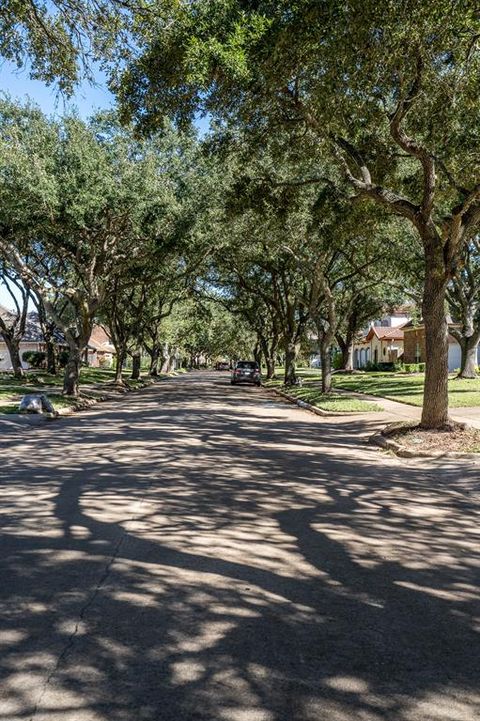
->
[215,361,230,371]
[231,360,261,386]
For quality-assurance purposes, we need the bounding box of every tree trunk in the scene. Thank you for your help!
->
[63,345,81,396]
[284,340,299,385]
[2,335,24,379]
[45,338,57,375]
[343,341,353,371]
[259,337,275,379]
[159,343,170,374]
[420,249,450,428]
[336,334,350,371]
[148,346,160,376]
[457,335,480,379]
[131,350,141,380]
[320,343,332,393]
[265,355,275,380]
[114,350,126,384]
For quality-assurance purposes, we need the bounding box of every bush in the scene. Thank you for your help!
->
[377,362,395,371]
[22,350,46,368]
[332,352,343,370]
[404,363,425,373]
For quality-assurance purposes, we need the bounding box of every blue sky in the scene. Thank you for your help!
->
[0,58,115,119]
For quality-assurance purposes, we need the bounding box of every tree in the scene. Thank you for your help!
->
[447,238,480,379]
[0,264,31,378]
[0,1,137,93]
[30,289,66,375]
[115,1,480,428]
[0,100,207,395]
[0,103,124,394]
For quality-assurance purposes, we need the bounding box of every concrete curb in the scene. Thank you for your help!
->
[369,430,480,460]
[35,377,162,420]
[264,386,367,417]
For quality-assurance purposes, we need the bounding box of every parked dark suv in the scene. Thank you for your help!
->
[231,360,261,386]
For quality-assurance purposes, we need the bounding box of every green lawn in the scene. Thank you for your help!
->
[332,372,480,408]
[0,367,151,414]
[265,378,380,412]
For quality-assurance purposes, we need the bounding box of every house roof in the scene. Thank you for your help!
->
[402,316,456,331]
[0,306,46,342]
[88,325,116,354]
[365,325,405,342]
[1,305,69,344]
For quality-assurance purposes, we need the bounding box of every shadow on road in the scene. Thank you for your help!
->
[0,372,479,720]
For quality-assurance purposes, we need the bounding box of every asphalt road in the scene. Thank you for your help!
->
[1,371,479,721]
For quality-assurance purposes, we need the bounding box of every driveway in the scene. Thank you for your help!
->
[0,371,479,721]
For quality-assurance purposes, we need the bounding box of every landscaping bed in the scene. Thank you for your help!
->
[377,422,480,455]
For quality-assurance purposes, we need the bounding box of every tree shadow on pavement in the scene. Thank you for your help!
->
[0,373,479,721]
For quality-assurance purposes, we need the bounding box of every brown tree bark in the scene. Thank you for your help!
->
[114,349,126,384]
[451,331,480,379]
[45,337,57,375]
[130,350,141,380]
[2,335,24,379]
[148,345,160,376]
[336,333,354,372]
[260,339,276,379]
[420,245,450,428]
[459,337,479,378]
[63,345,82,397]
[284,340,300,385]
[320,344,332,394]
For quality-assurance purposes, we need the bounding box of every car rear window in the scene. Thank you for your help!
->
[236,361,257,369]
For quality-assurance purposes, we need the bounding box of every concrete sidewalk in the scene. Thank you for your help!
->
[336,388,480,429]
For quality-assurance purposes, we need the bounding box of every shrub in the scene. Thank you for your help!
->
[377,362,395,371]
[22,350,46,368]
[332,352,343,370]
[404,363,425,373]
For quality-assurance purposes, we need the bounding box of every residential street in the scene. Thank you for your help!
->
[1,371,479,721]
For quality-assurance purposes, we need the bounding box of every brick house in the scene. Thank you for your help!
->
[86,326,116,367]
[0,306,115,370]
[402,322,480,371]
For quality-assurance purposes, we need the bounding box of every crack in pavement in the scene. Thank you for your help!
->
[28,532,126,721]
[29,488,153,720]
